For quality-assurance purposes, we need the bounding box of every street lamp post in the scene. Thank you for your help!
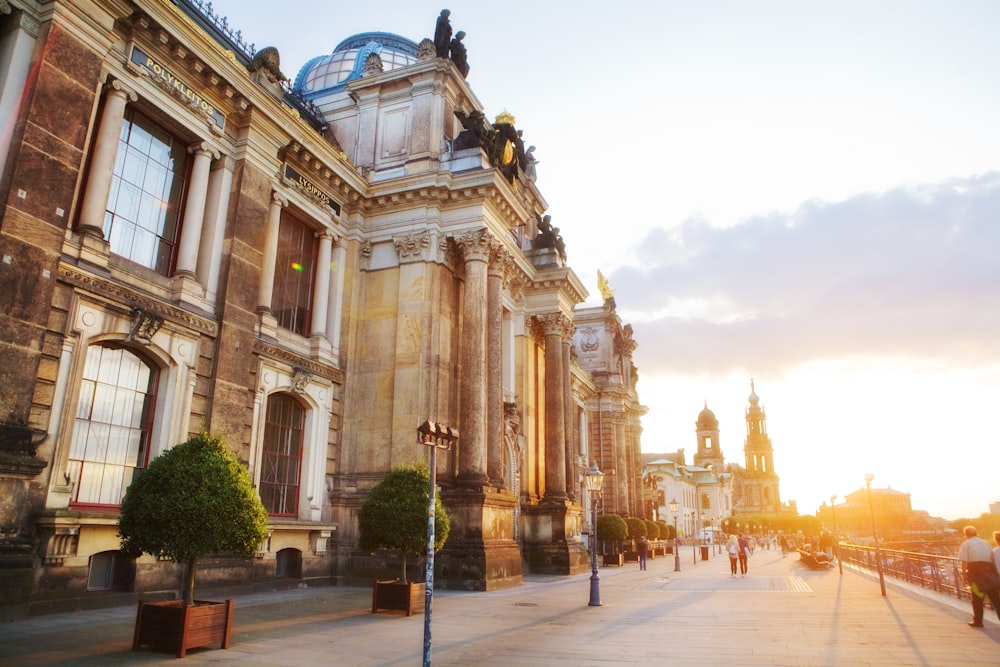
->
[669,499,680,571]
[830,494,843,575]
[417,421,458,667]
[691,511,697,565]
[585,464,605,607]
[864,473,887,596]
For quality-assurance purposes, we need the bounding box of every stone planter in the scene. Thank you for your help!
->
[371,579,426,616]
[132,599,233,658]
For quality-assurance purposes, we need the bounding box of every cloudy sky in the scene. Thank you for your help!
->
[211,0,1000,520]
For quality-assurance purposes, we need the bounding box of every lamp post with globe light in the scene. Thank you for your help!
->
[669,499,680,572]
[585,464,604,606]
[864,473,887,596]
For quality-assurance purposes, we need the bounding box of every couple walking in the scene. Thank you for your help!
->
[727,534,752,577]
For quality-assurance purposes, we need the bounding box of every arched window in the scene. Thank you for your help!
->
[69,345,157,507]
[260,393,305,516]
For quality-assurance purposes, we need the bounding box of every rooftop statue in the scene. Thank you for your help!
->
[434,9,452,58]
[450,30,469,78]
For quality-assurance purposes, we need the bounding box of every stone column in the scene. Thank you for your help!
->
[257,191,287,313]
[562,336,575,501]
[614,413,628,515]
[174,142,219,277]
[77,79,136,236]
[455,230,491,488]
[325,237,347,353]
[199,155,235,304]
[311,231,333,338]
[539,312,571,503]
[486,243,511,489]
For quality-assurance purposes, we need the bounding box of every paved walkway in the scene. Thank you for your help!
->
[1,548,998,666]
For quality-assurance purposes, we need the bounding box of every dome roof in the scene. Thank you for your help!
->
[293,32,419,97]
[696,401,718,429]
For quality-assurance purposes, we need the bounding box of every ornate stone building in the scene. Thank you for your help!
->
[731,380,782,514]
[0,0,644,609]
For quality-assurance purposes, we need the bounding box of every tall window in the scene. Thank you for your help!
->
[103,108,187,274]
[271,213,316,336]
[260,393,305,516]
[69,345,156,507]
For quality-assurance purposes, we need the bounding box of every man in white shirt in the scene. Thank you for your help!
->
[958,526,1000,627]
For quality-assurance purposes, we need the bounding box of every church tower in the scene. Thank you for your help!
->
[739,380,781,512]
[693,401,725,471]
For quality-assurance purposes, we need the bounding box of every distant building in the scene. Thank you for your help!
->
[730,380,782,514]
[643,380,795,537]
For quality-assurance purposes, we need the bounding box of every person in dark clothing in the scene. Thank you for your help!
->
[637,535,649,571]
[738,534,750,576]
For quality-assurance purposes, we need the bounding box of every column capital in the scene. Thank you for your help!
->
[453,229,492,262]
[188,141,220,160]
[393,230,432,263]
[531,312,573,339]
[105,78,138,102]
[488,241,515,282]
[271,190,289,207]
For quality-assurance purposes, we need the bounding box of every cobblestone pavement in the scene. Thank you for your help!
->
[1,548,997,666]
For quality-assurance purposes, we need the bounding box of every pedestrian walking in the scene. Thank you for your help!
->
[726,534,739,577]
[738,533,750,576]
[958,525,1000,627]
[637,535,649,571]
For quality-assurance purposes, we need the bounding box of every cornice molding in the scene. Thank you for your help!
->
[58,263,218,336]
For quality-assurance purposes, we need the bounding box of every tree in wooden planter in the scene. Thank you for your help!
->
[596,514,628,567]
[118,431,269,656]
[358,463,450,615]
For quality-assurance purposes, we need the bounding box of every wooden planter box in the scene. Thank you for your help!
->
[372,579,426,616]
[602,553,624,567]
[132,599,233,658]
[623,551,639,563]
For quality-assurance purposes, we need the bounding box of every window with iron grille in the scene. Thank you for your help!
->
[260,393,305,516]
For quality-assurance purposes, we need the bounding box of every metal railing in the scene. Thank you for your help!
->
[837,542,993,609]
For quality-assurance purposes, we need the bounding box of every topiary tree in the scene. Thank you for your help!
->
[118,432,269,606]
[644,520,660,540]
[655,519,671,540]
[625,517,647,541]
[357,463,450,583]
[596,514,628,553]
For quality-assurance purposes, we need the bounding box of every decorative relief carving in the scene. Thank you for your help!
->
[129,307,164,345]
[579,326,600,353]
[291,368,312,394]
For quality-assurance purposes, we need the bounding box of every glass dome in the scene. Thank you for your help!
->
[293,32,419,97]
